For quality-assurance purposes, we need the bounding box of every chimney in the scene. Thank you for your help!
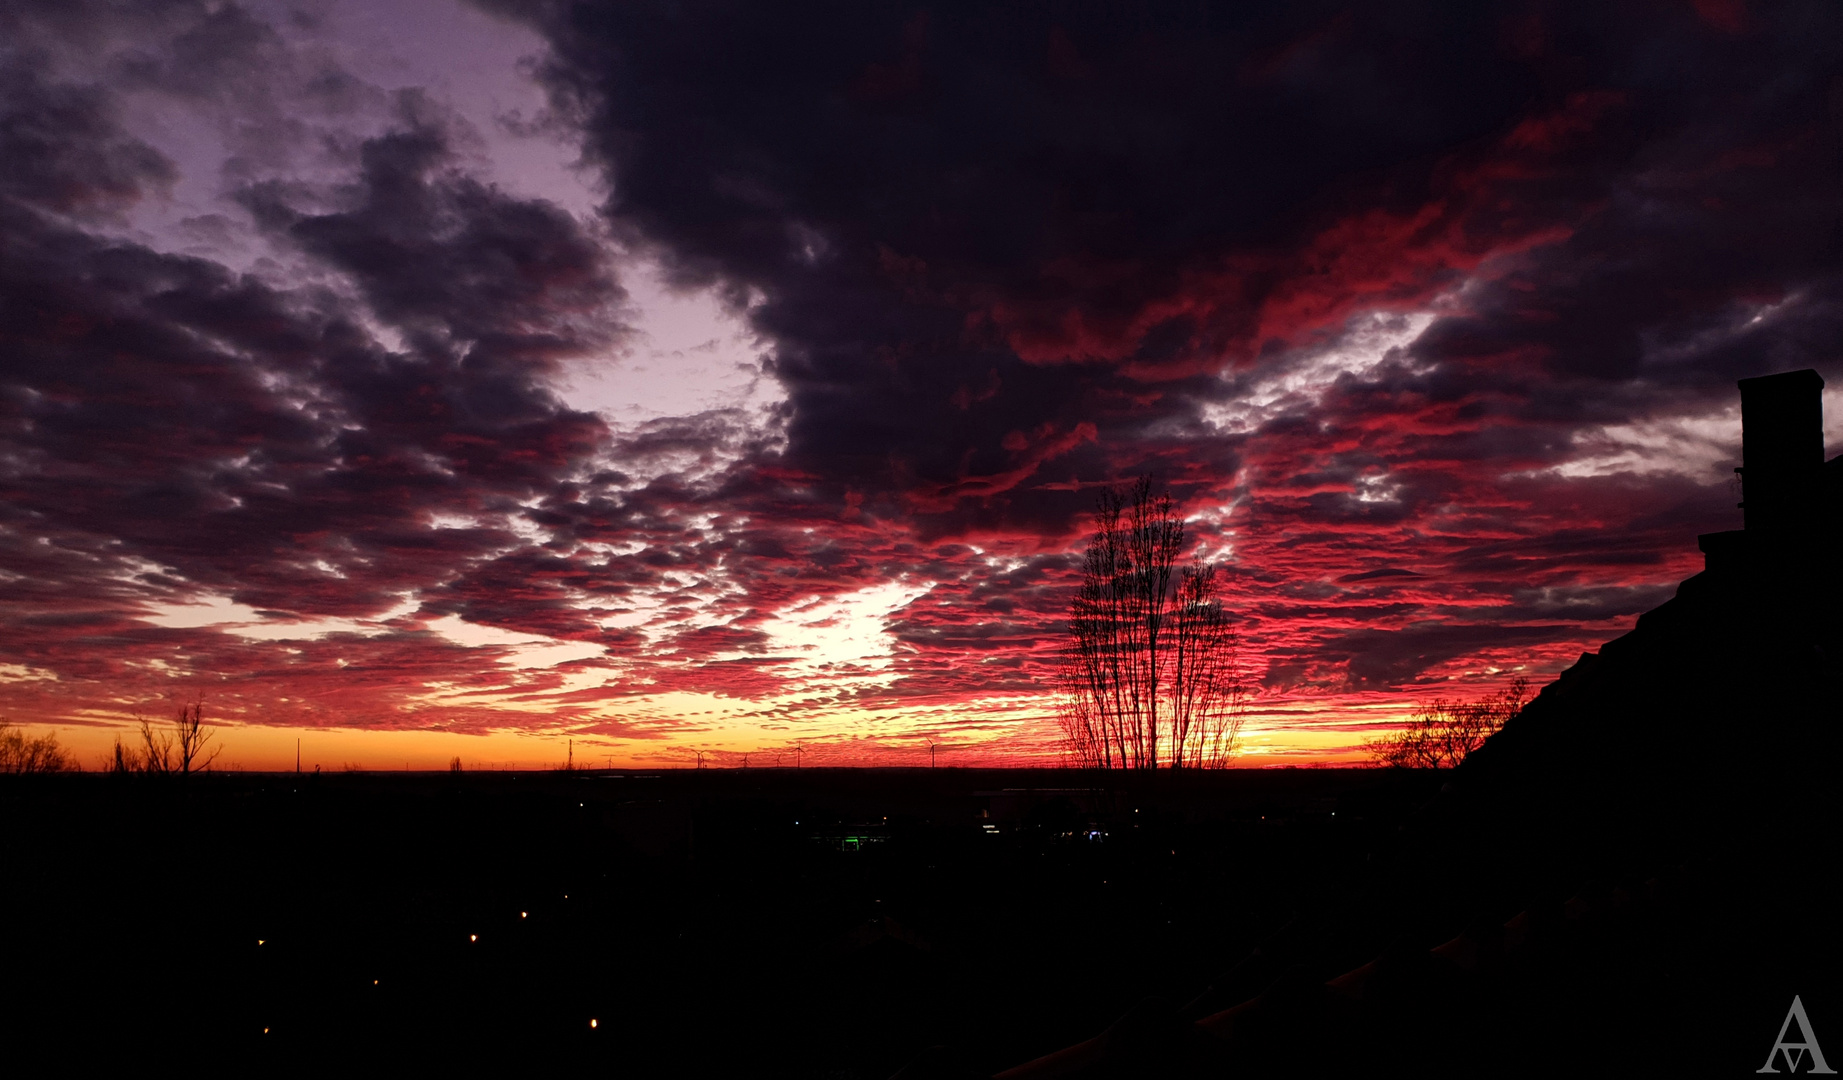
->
[1736,369,1826,535]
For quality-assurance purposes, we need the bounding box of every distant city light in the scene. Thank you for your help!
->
[470,934,478,942]
[520,912,528,918]
[590,1019,598,1029]
[257,939,265,945]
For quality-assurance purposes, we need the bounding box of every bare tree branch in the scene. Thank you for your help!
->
[1367,678,1528,769]
[112,698,220,776]
[1059,479,1246,770]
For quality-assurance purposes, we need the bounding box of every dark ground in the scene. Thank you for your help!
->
[5,757,1835,1077]
[1,766,1439,1076]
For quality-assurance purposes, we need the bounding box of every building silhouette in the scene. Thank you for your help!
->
[898,370,1841,1078]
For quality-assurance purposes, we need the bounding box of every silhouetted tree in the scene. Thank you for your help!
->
[110,699,220,776]
[1057,478,1246,769]
[1367,679,1528,769]
[0,720,73,773]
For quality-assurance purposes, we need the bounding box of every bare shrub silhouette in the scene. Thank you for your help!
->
[1057,477,1246,769]
[110,699,220,776]
[0,720,74,773]
[1367,678,1529,769]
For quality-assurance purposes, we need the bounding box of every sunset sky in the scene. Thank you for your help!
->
[2,0,1839,769]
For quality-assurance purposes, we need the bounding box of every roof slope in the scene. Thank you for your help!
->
[897,377,1842,1079]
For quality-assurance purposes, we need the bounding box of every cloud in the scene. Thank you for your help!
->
[0,9,641,733]
[0,59,177,217]
[242,92,625,365]
[3,0,1840,763]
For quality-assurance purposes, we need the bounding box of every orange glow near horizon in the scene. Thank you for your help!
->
[19,687,1474,772]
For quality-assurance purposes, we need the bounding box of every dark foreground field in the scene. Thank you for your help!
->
[3,762,1835,1076]
[3,766,1433,1075]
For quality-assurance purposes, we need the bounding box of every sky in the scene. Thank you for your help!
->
[2,0,1839,770]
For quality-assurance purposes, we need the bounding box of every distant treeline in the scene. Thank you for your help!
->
[0,720,73,773]
[1,700,222,776]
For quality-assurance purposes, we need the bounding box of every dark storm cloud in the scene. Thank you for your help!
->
[486,0,1838,700]
[0,59,177,217]
[661,624,774,658]
[1,143,614,602]
[241,93,625,368]
[0,14,635,724]
[1322,622,1572,690]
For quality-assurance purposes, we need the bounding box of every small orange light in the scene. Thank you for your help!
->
[263,1027,270,1034]
[590,1019,598,1029]
[257,939,265,945]
[373,980,379,985]
[520,912,527,918]
[469,934,478,942]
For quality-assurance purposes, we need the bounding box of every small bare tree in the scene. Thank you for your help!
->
[0,720,73,773]
[1367,679,1528,769]
[1057,478,1246,769]
[112,699,220,776]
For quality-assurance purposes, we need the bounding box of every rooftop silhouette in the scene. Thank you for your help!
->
[906,370,1841,1078]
